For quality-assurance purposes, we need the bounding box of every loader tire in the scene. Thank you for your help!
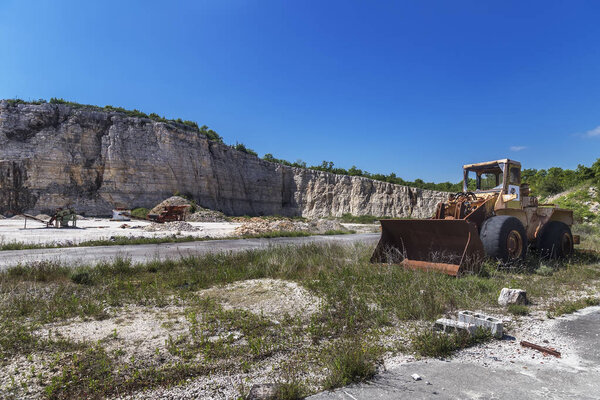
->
[480,216,527,262]
[537,221,574,259]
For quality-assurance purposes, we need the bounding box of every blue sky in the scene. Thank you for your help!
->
[1,1,599,182]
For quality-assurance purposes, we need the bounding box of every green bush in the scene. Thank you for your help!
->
[507,304,529,316]
[411,327,492,358]
[322,340,379,389]
[340,213,379,224]
[131,208,149,219]
[233,142,258,156]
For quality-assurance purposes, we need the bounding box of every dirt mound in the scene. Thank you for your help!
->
[234,218,347,236]
[35,214,51,220]
[187,208,228,222]
[143,221,199,232]
[199,278,321,319]
[149,196,191,215]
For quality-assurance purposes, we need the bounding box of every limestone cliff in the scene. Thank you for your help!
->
[0,101,448,217]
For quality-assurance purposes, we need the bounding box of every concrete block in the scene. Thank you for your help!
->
[434,318,477,335]
[457,310,503,338]
[498,288,528,306]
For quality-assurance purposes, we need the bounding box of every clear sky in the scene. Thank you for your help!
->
[1,1,599,182]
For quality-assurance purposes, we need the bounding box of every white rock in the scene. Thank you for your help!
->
[498,288,528,306]
[412,373,422,381]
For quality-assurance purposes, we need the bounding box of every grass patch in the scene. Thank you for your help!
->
[131,207,149,219]
[339,213,379,224]
[411,327,493,358]
[322,340,379,390]
[507,304,529,316]
[547,297,600,318]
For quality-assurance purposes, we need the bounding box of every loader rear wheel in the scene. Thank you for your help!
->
[537,221,574,259]
[480,216,527,262]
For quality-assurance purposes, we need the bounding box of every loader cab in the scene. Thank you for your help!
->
[463,159,522,199]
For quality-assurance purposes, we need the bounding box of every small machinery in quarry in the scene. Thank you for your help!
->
[371,159,579,276]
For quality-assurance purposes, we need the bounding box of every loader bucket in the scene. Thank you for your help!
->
[370,219,485,276]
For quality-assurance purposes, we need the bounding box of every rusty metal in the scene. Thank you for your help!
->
[520,340,561,358]
[370,219,485,276]
[147,205,189,223]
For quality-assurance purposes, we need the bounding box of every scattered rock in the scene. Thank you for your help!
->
[186,208,228,222]
[498,288,528,306]
[246,384,281,400]
[120,224,131,229]
[143,221,199,232]
[412,373,422,381]
[234,218,348,236]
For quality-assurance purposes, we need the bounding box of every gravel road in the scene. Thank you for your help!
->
[0,233,379,270]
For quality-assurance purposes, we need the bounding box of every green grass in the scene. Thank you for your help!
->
[339,213,380,224]
[131,207,149,219]
[322,340,380,389]
[2,244,600,398]
[551,183,599,223]
[507,304,529,316]
[411,327,493,358]
[547,297,600,318]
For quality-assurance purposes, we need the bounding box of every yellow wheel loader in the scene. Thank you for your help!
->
[371,159,579,276]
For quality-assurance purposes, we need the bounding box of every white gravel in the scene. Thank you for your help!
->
[0,218,241,245]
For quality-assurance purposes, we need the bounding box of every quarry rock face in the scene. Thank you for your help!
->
[0,101,448,217]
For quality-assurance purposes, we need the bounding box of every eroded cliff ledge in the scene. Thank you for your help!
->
[0,101,447,217]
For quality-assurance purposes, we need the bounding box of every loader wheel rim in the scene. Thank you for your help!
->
[561,233,573,255]
[507,230,523,259]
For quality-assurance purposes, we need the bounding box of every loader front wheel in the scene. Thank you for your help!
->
[537,221,574,259]
[480,216,527,262]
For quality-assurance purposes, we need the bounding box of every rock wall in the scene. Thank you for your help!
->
[0,101,448,217]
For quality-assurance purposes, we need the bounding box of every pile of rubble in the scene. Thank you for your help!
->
[143,221,199,232]
[187,208,228,222]
[234,218,347,236]
[149,196,191,215]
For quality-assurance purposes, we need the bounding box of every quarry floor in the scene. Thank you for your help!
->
[0,217,376,246]
[0,218,240,245]
[1,219,598,399]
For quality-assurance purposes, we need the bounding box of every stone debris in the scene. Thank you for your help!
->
[143,221,199,232]
[411,373,422,381]
[434,318,477,335]
[149,196,191,215]
[458,310,503,338]
[186,208,228,222]
[246,383,281,400]
[498,288,528,306]
[234,218,347,236]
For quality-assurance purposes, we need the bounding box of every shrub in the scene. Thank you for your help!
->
[411,327,492,358]
[507,304,529,316]
[233,142,258,156]
[131,208,149,219]
[322,340,379,389]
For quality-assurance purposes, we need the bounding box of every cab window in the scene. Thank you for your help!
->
[509,167,520,185]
